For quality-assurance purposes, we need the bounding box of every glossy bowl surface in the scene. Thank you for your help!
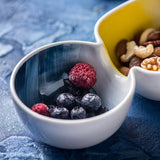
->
[10,41,135,149]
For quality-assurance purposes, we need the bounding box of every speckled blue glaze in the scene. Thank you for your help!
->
[1,0,160,159]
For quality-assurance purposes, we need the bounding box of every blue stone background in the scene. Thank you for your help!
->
[1,0,160,159]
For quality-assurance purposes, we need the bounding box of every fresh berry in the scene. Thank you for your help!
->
[31,103,50,116]
[70,106,86,119]
[69,63,96,89]
[81,93,102,111]
[56,93,75,110]
[49,105,69,119]
[96,106,108,115]
[63,78,96,96]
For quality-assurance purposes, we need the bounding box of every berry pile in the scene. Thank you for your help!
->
[31,63,108,119]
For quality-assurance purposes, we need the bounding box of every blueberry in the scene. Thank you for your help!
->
[96,106,108,115]
[70,106,86,119]
[81,93,102,111]
[49,106,69,119]
[56,93,75,110]
[48,104,56,112]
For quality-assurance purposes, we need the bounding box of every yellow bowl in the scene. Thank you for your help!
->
[95,0,160,71]
[94,0,160,100]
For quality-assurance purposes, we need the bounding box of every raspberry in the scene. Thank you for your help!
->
[31,103,50,116]
[69,63,96,89]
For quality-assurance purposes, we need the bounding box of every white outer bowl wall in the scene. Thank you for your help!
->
[10,40,135,149]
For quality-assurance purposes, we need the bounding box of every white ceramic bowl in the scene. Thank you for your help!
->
[10,41,135,149]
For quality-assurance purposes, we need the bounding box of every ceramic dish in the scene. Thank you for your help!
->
[95,0,160,100]
[10,0,160,149]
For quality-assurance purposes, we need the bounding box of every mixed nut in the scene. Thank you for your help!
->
[116,28,160,76]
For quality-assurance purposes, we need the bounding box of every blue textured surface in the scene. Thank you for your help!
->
[1,0,160,159]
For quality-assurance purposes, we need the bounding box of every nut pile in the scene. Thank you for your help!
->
[116,28,160,76]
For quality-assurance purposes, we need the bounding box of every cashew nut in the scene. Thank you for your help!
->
[120,41,136,62]
[139,28,155,45]
[134,44,154,59]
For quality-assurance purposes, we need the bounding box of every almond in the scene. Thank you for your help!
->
[129,56,142,68]
[116,39,127,58]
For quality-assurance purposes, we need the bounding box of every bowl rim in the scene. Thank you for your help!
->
[94,0,160,77]
[94,0,135,43]
[10,41,135,125]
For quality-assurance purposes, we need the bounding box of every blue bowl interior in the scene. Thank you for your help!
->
[15,42,133,112]
[15,43,101,108]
